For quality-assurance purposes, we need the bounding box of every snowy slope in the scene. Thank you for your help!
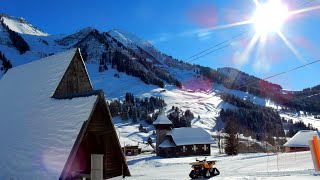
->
[127,151,319,179]
[109,29,164,62]
[0,14,315,133]
[280,113,320,130]
[87,63,233,131]
[1,15,48,36]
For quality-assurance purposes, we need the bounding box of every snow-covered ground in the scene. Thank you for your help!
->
[280,113,320,130]
[126,151,319,179]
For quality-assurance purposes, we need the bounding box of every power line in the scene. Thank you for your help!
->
[106,0,318,99]
[188,33,251,63]
[184,31,249,62]
[197,59,320,103]
[299,0,318,7]
[107,80,142,98]
[106,31,252,98]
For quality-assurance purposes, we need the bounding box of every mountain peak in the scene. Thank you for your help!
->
[0,13,48,36]
[108,28,153,48]
[79,26,98,34]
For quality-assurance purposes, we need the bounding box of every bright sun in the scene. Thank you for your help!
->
[252,0,289,34]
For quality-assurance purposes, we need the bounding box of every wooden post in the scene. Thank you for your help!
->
[309,141,318,171]
[313,136,320,171]
[309,136,320,171]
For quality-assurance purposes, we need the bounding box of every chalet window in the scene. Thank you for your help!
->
[182,146,186,152]
[193,145,197,152]
[203,144,208,151]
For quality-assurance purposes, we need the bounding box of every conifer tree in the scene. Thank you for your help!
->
[224,119,239,155]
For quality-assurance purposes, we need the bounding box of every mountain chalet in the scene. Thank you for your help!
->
[153,115,214,157]
[0,49,130,179]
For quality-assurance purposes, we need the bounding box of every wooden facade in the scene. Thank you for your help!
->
[53,49,93,98]
[54,48,130,179]
[160,144,211,157]
[285,146,310,153]
[157,130,212,157]
[154,124,172,156]
[122,145,142,156]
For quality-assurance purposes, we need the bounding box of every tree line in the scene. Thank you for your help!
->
[107,32,181,88]
[198,66,320,113]
[219,94,285,139]
[108,92,166,123]
[1,19,30,54]
[283,118,318,137]
[111,50,165,88]
[0,50,12,73]
[167,106,194,128]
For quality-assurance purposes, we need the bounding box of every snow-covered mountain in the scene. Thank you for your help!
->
[0,13,319,133]
[0,14,48,36]
[108,29,165,64]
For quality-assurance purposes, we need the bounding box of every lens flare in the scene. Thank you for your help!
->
[252,0,289,34]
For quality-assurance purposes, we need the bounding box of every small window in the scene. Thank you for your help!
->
[193,145,197,152]
[183,146,186,152]
[203,145,208,151]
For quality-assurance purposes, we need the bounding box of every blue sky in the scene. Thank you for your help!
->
[1,0,320,90]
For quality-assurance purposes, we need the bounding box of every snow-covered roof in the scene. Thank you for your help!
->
[159,140,176,148]
[166,127,215,146]
[0,49,98,179]
[284,130,320,147]
[153,114,173,125]
[138,143,155,151]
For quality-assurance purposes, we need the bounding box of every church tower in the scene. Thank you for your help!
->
[153,114,173,156]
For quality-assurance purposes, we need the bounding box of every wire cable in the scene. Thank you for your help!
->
[106,31,252,98]
[197,59,320,103]
[105,0,318,99]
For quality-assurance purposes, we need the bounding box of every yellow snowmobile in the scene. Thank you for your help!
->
[189,157,220,179]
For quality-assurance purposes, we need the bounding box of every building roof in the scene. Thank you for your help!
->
[166,127,215,146]
[159,140,176,148]
[0,49,99,179]
[284,130,320,148]
[153,114,173,125]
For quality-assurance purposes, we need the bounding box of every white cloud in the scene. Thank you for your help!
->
[197,31,212,41]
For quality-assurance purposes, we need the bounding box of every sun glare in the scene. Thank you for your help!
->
[196,0,320,70]
[252,0,289,34]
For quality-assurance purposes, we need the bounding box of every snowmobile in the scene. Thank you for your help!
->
[189,157,220,179]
